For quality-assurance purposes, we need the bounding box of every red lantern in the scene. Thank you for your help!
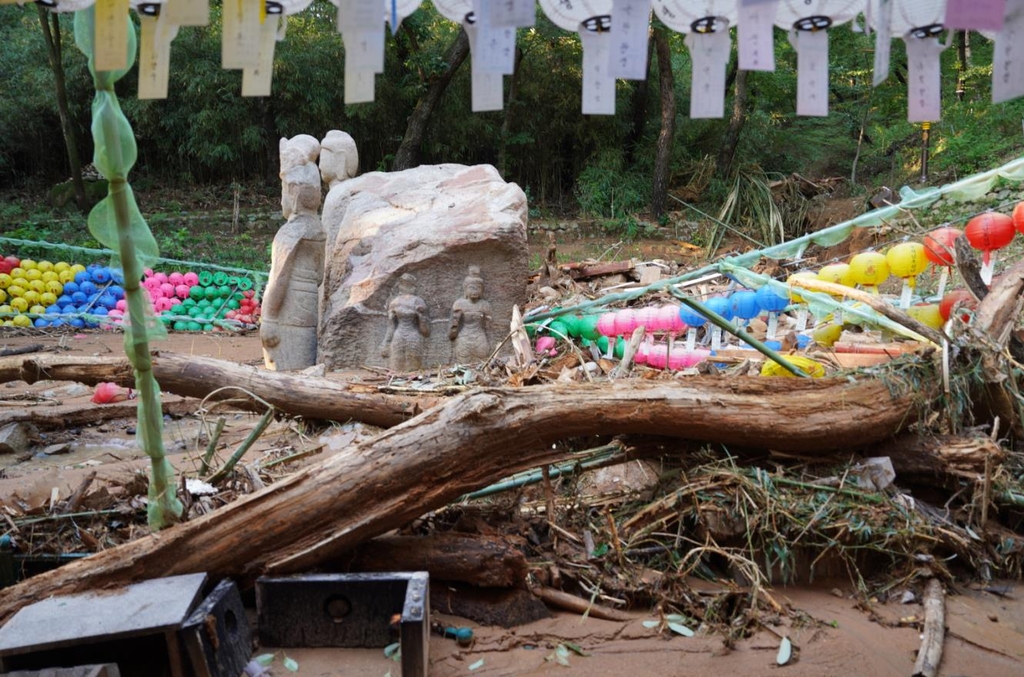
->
[922,227,962,267]
[964,212,1014,265]
[1012,201,1024,235]
[965,212,1015,284]
[938,289,977,323]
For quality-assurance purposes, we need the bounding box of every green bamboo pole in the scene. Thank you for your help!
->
[75,7,181,528]
[669,291,809,378]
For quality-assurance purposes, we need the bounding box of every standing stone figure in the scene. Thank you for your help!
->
[319,130,359,249]
[261,134,324,371]
[381,273,430,372]
[449,266,493,364]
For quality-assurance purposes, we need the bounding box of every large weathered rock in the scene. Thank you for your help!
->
[319,164,528,370]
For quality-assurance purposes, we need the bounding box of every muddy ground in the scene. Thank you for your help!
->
[0,328,1022,676]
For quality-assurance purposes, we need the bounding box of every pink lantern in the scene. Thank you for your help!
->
[115,299,127,311]
[168,272,184,285]
[614,308,638,336]
[634,306,656,333]
[647,344,668,369]
[183,272,199,286]
[634,342,649,365]
[154,272,168,285]
[108,309,124,322]
[597,312,618,337]
[169,297,182,306]
[160,282,175,298]
[657,304,682,333]
[535,336,557,355]
[175,284,190,299]
[155,297,173,312]
[144,268,154,278]
[147,287,161,302]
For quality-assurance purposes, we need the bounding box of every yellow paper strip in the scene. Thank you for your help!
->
[138,14,177,100]
[94,0,130,72]
[164,0,210,27]
[222,0,261,70]
[241,16,279,97]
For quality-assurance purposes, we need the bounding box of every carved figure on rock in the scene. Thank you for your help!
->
[381,273,430,372]
[449,266,493,364]
[261,134,325,371]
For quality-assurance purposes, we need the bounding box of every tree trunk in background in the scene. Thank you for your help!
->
[261,98,278,186]
[624,32,654,166]
[650,27,675,218]
[392,29,470,171]
[956,31,969,100]
[497,47,525,178]
[38,6,86,212]
[716,69,749,180]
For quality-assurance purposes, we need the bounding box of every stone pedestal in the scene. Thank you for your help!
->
[318,164,528,371]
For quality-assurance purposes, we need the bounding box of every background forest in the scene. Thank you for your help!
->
[2,0,1024,227]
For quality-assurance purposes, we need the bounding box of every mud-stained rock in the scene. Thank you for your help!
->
[318,164,528,370]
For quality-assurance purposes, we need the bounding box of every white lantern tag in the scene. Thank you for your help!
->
[992,3,1024,103]
[871,0,892,86]
[738,0,778,71]
[164,0,209,26]
[945,0,1006,31]
[609,0,651,80]
[902,31,946,122]
[686,27,730,118]
[788,23,830,117]
[137,6,179,99]
[95,0,130,71]
[242,14,280,96]
[222,0,262,69]
[345,62,376,103]
[491,0,535,27]
[465,20,505,111]
[579,16,616,115]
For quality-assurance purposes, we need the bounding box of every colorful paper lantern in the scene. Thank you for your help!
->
[886,242,929,308]
[849,252,889,294]
[964,211,1015,284]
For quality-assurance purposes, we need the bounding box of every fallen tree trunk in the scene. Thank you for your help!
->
[335,532,528,588]
[0,351,436,428]
[0,398,198,430]
[0,375,925,623]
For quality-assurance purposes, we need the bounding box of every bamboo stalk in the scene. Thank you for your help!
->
[912,578,946,677]
[207,407,276,484]
[199,416,227,476]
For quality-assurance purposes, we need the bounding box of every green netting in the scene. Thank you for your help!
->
[74,7,182,529]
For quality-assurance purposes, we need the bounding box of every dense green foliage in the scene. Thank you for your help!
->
[2,2,1024,218]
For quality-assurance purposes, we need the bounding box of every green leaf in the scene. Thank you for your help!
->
[555,644,571,666]
[667,622,694,637]
[591,543,610,557]
[254,653,275,666]
[468,658,485,671]
[641,620,661,629]
[777,636,792,666]
[283,656,299,672]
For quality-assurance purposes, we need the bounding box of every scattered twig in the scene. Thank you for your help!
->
[207,407,276,484]
[199,416,227,476]
[65,471,97,513]
[530,584,633,622]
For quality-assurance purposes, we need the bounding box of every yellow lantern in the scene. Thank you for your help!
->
[7,284,26,298]
[37,260,54,272]
[907,304,944,330]
[0,289,6,304]
[70,263,87,274]
[12,314,31,327]
[10,297,29,312]
[886,242,930,308]
[0,273,11,289]
[817,263,853,288]
[787,271,818,331]
[54,262,71,273]
[849,252,889,294]
[20,259,37,271]
[59,270,75,284]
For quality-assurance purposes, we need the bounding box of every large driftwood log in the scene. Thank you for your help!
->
[0,352,436,428]
[0,375,924,623]
[336,532,528,587]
